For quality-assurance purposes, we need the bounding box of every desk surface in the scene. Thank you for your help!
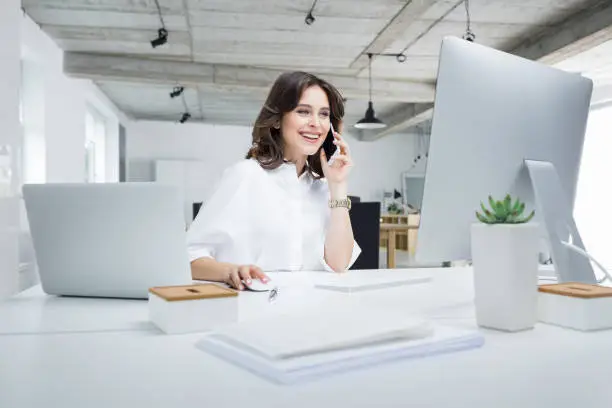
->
[1,267,611,408]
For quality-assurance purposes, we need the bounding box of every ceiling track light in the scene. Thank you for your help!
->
[394,1,467,57]
[151,0,168,48]
[177,89,191,124]
[305,12,315,25]
[179,112,191,124]
[169,86,184,98]
[370,52,407,63]
[151,28,168,48]
[304,0,318,25]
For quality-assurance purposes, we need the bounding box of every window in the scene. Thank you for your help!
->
[20,59,45,184]
[574,104,612,273]
[85,105,107,183]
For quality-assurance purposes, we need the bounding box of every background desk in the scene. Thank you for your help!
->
[380,213,420,254]
[1,267,611,408]
[380,223,419,268]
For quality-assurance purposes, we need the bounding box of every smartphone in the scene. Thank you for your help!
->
[322,121,339,164]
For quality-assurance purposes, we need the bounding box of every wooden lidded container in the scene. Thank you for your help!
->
[538,282,612,331]
[148,284,238,334]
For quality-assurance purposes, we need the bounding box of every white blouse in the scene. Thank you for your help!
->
[186,158,361,272]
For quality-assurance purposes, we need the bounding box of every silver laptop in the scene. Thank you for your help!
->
[22,182,192,299]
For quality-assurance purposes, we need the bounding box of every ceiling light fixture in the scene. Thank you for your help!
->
[304,0,318,25]
[151,0,168,48]
[354,53,386,130]
[179,112,191,124]
[151,28,168,48]
[169,86,184,98]
[177,88,191,124]
[462,0,475,42]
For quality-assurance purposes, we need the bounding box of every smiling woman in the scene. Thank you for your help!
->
[187,71,361,290]
[246,71,345,179]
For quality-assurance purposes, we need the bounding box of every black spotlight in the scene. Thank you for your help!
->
[151,28,168,48]
[170,86,184,98]
[179,112,191,124]
[305,12,315,25]
[396,53,407,63]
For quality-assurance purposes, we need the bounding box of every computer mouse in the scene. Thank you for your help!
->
[242,278,273,292]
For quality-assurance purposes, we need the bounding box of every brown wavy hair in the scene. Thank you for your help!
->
[245,71,345,179]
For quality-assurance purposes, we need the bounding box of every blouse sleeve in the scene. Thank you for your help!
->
[186,161,253,263]
[321,237,362,272]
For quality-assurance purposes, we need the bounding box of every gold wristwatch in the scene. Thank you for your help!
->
[329,197,351,210]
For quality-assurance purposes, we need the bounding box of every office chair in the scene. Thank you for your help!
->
[193,202,203,220]
[348,201,381,270]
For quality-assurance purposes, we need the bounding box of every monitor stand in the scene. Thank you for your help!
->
[525,160,609,284]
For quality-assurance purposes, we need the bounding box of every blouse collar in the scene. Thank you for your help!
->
[278,160,314,184]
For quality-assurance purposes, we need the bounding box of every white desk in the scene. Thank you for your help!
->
[1,267,611,408]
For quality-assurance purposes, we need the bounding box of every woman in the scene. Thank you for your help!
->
[187,71,361,290]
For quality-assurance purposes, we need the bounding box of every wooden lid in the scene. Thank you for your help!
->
[538,282,612,299]
[149,284,238,301]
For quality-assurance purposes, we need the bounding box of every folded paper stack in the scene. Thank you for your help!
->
[195,303,484,384]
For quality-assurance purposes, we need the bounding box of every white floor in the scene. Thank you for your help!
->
[378,249,436,269]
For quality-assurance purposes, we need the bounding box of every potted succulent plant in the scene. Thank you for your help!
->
[471,194,539,332]
[386,202,404,215]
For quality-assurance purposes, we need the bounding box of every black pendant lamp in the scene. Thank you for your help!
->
[354,53,386,130]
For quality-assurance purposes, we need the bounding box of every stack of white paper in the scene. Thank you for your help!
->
[195,304,484,384]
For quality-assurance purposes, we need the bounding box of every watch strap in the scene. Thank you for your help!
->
[329,197,351,210]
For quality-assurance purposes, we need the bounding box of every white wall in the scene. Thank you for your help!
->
[127,121,251,182]
[127,120,421,217]
[348,133,425,202]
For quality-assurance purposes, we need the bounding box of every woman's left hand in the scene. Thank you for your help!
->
[320,130,353,187]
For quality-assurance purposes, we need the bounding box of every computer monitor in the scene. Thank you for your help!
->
[23,182,192,299]
[416,37,597,284]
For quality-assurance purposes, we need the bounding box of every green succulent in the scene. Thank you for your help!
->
[387,202,404,215]
[475,194,535,224]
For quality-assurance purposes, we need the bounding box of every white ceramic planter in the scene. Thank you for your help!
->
[471,222,539,332]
